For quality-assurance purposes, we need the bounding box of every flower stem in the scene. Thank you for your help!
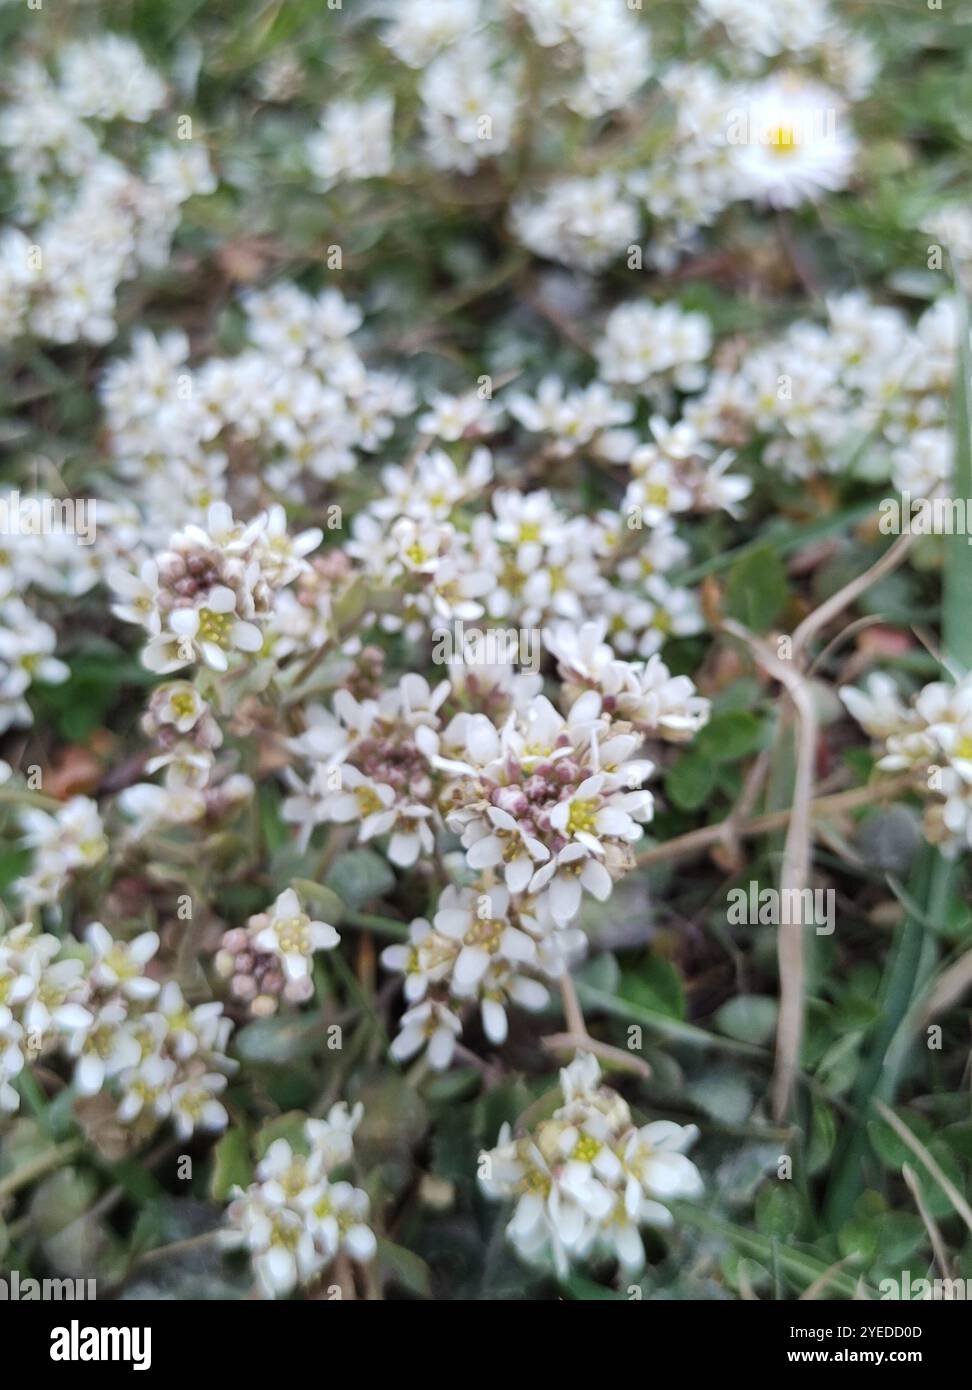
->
[0,1138,82,1199]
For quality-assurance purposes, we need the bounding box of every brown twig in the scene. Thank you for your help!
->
[791,530,916,661]
[722,620,817,1124]
[540,1033,651,1079]
[637,772,917,868]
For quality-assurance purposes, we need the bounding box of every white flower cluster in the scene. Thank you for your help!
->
[514,0,652,117]
[222,1105,376,1299]
[684,294,959,490]
[546,620,712,740]
[0,599,68,735]
[384,0,649,144]
[344,427,736,646]
[512,175,641,272]
[307,96,395,188]
[420,37,519,173]
[841,672,972,855]
[0,918,235,1137]
[0,492,114,602]
[108,500,322,675]
[479,1052,703,1277]
[100,501,325,837]
[432,687,656,924]
[697,0,878,97]
[299,1,875,270]
[381,883,558,1065]
[283,634,708,1067]
[99,287,414,539]
[0,41,214,346]
[596,301,712,396]
[16,795,107,911]
[216,887,340,1014]
[630,66,856,265]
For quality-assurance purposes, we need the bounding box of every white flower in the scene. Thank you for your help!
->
[117,782,206,839]
[433,883,537,992]
[462,805,550,893]
[20,957,91,1037]
[840,672,911,741]
[296,1179,377,1264]
[60,36,167,122]
[116,1052,176,1124]
[251,888,339,983]
[0,1024,26,1113]
[148,681,211,734]
[170,1070,229,1139]
[224,1185,322,1299]
[86,922,160,1000]
[254,505,322,587]
[530,843,614,925]
[384,0,481,67]
[389,998,462,1070]
[479,1053,704,1276]
[222,1107,374,1298]
[66,1000,140,1096]
[18,796,107,903]
[512,175,640,271]
[162,587,263,672]
[380,916,457,1003]
[307,96,394,189]
[597,302,711,391]
[303,1102,364,1173]
[730,76,856,209]
[418,391,503,442]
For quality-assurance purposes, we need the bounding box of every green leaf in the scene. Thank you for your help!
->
[908,1141,967,1222]
[868,1111,934,1169]
[876,1212,926,1265]
[725,544,789,632]
[325,849,395,909]
[755,1183,807,1240]
[575,982,764,1057]
[253,1112,309,1160]
[234,1014,322,1066]
[807,1102,837,1176]
[210,1129,253,1200]
[838,1215,879,1265]
[713,995,778,1046]
[665,752,716,811]
[421,1068,481,1103]
[686,1071,753,1124]
[620,956,685,1021]
[377,1238,432,1299]
[695,711,764,763]
[671,1203,868,1299]
[560,1272,627,1300]
[290,879,344,923]
[258,785,288,855]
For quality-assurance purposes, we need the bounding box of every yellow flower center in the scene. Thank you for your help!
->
[198,608,233,646]
[170,691,197,720]
[768,123,799,156]
[276,916,310,955]
[355,786,384,817]
[566,799,598,835]
[572,1133,602,1163]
